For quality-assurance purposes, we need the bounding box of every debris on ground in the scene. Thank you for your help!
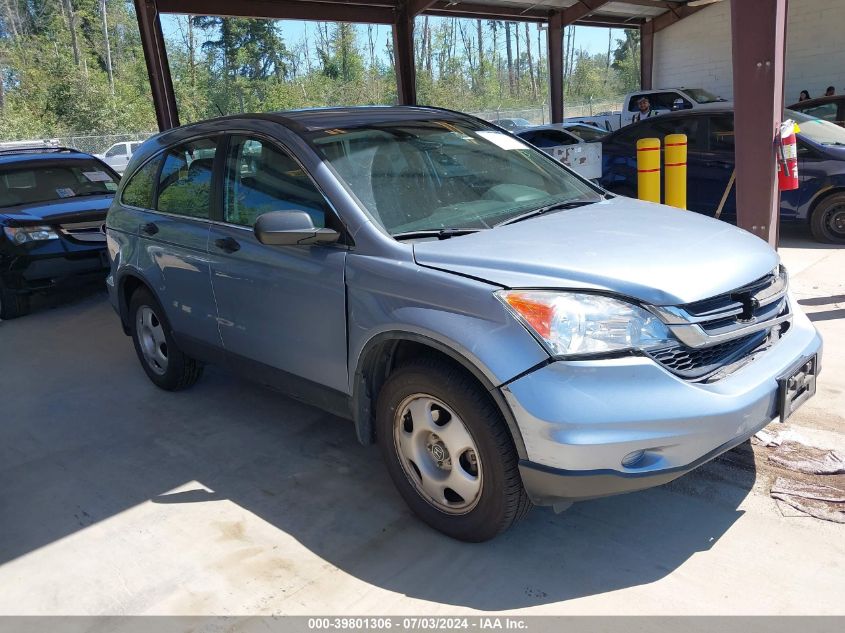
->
[767,440,845,475]
[770,476,845,524]
[753,427,807,447]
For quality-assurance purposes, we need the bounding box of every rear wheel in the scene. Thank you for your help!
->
[810,192,845,244]
[376,357,531,542]
[129,287,203,390]
[0,282,30,320]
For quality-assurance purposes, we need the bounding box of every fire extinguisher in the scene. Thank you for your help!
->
[777,119,799,191]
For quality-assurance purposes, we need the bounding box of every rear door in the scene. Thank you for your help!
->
[131,136,222,351]
[206,134,349,394]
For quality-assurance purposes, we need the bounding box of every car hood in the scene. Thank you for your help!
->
[412,196,779,306]
[1,194,113,225]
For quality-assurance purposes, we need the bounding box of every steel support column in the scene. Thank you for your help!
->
[135,0,179,131]
[547,11,563,123]
[640,21,654,90]
[730,0,788,246]
[393,2,416,105]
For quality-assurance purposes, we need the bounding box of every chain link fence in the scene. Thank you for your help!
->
[5,98,625,151]
[470,98,623,125]
[52,131,157,155]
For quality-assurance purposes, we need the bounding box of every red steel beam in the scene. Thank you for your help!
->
[393,0,416,105]
[651,1,703,32]
[135,0,179,131]
[561,0,611,26]
[730,0,788,246]
[157,0,396,24]
[640,19,654,89]
[548,11,564,123]
[424,1,550,22]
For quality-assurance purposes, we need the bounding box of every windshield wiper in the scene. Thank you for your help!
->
[495,199,597,227]
[392,228,484,241]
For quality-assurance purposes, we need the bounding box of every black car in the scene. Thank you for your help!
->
[0,145,119,319]
[599,108,845,243]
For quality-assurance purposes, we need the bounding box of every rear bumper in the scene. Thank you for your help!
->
[502,305,822,505]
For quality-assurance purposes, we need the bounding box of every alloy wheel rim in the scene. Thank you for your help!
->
[136,305,168,375]
[393,394,483,515]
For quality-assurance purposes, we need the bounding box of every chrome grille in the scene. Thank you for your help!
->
[647,266,792,381]
[58,220,106,243]
[650,266,790,349]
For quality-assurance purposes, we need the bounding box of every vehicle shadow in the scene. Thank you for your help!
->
[0,296,756,611]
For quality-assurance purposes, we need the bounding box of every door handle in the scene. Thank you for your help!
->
[705,160,733,169]
[140,222,159,236]
[214,237,241,253]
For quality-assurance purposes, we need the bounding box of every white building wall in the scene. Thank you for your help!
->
[652,0,845,104]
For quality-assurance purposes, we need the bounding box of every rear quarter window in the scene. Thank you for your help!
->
[120,156,162,209]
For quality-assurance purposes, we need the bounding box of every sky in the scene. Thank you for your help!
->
[160,14,628,65]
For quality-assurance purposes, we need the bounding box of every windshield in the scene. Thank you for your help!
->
[788,109,845,146]
[0,159,117,207]
[566,124,608,142]
[684,88,724,104]
[309,118,601,235]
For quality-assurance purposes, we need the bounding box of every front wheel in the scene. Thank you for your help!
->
[810,192,845,244]
[376,358,531,541]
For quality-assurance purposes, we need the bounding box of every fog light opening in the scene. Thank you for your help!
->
[621,450,646,468]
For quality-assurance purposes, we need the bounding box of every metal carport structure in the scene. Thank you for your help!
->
[133,0,789,246]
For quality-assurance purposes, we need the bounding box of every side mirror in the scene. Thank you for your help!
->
[254,210,340,246]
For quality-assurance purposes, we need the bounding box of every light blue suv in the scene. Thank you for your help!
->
[106,107,821,541]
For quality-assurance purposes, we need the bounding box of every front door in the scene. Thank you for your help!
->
[207,134,349,394]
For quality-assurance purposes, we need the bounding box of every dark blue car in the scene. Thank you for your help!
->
[0,145,118,318]
[599,108,845,243]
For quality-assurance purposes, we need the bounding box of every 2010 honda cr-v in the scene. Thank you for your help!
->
[106,107,821,541]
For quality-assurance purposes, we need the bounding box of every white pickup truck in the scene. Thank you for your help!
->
[566,87,731,131]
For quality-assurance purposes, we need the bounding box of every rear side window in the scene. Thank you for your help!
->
[628,92,692,112]
[647,117,702,151]
[105,144,126,158]
[156,138,217,219]
[120,156,162,209]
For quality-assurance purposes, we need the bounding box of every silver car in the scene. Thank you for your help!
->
[105,107,821,541]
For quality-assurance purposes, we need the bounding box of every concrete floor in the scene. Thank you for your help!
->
[0,225,843,615]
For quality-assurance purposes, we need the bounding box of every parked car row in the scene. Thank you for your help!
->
[99,106,820,541]
[598,108,845,243]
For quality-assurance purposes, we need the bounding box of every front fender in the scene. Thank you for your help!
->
[346,254,550,392]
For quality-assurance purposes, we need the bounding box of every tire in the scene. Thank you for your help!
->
[0,282,30,320]
[376,357,531,542]
[809,192,845,244]
[129,287,203,390]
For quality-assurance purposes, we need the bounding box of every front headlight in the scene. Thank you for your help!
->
[3,225,59,244]
[497,290,674,356]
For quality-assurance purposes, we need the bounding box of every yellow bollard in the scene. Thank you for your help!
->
[664,133,688,209]
[636,138,661,203]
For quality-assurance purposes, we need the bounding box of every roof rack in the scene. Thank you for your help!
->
[0,146,78,156]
